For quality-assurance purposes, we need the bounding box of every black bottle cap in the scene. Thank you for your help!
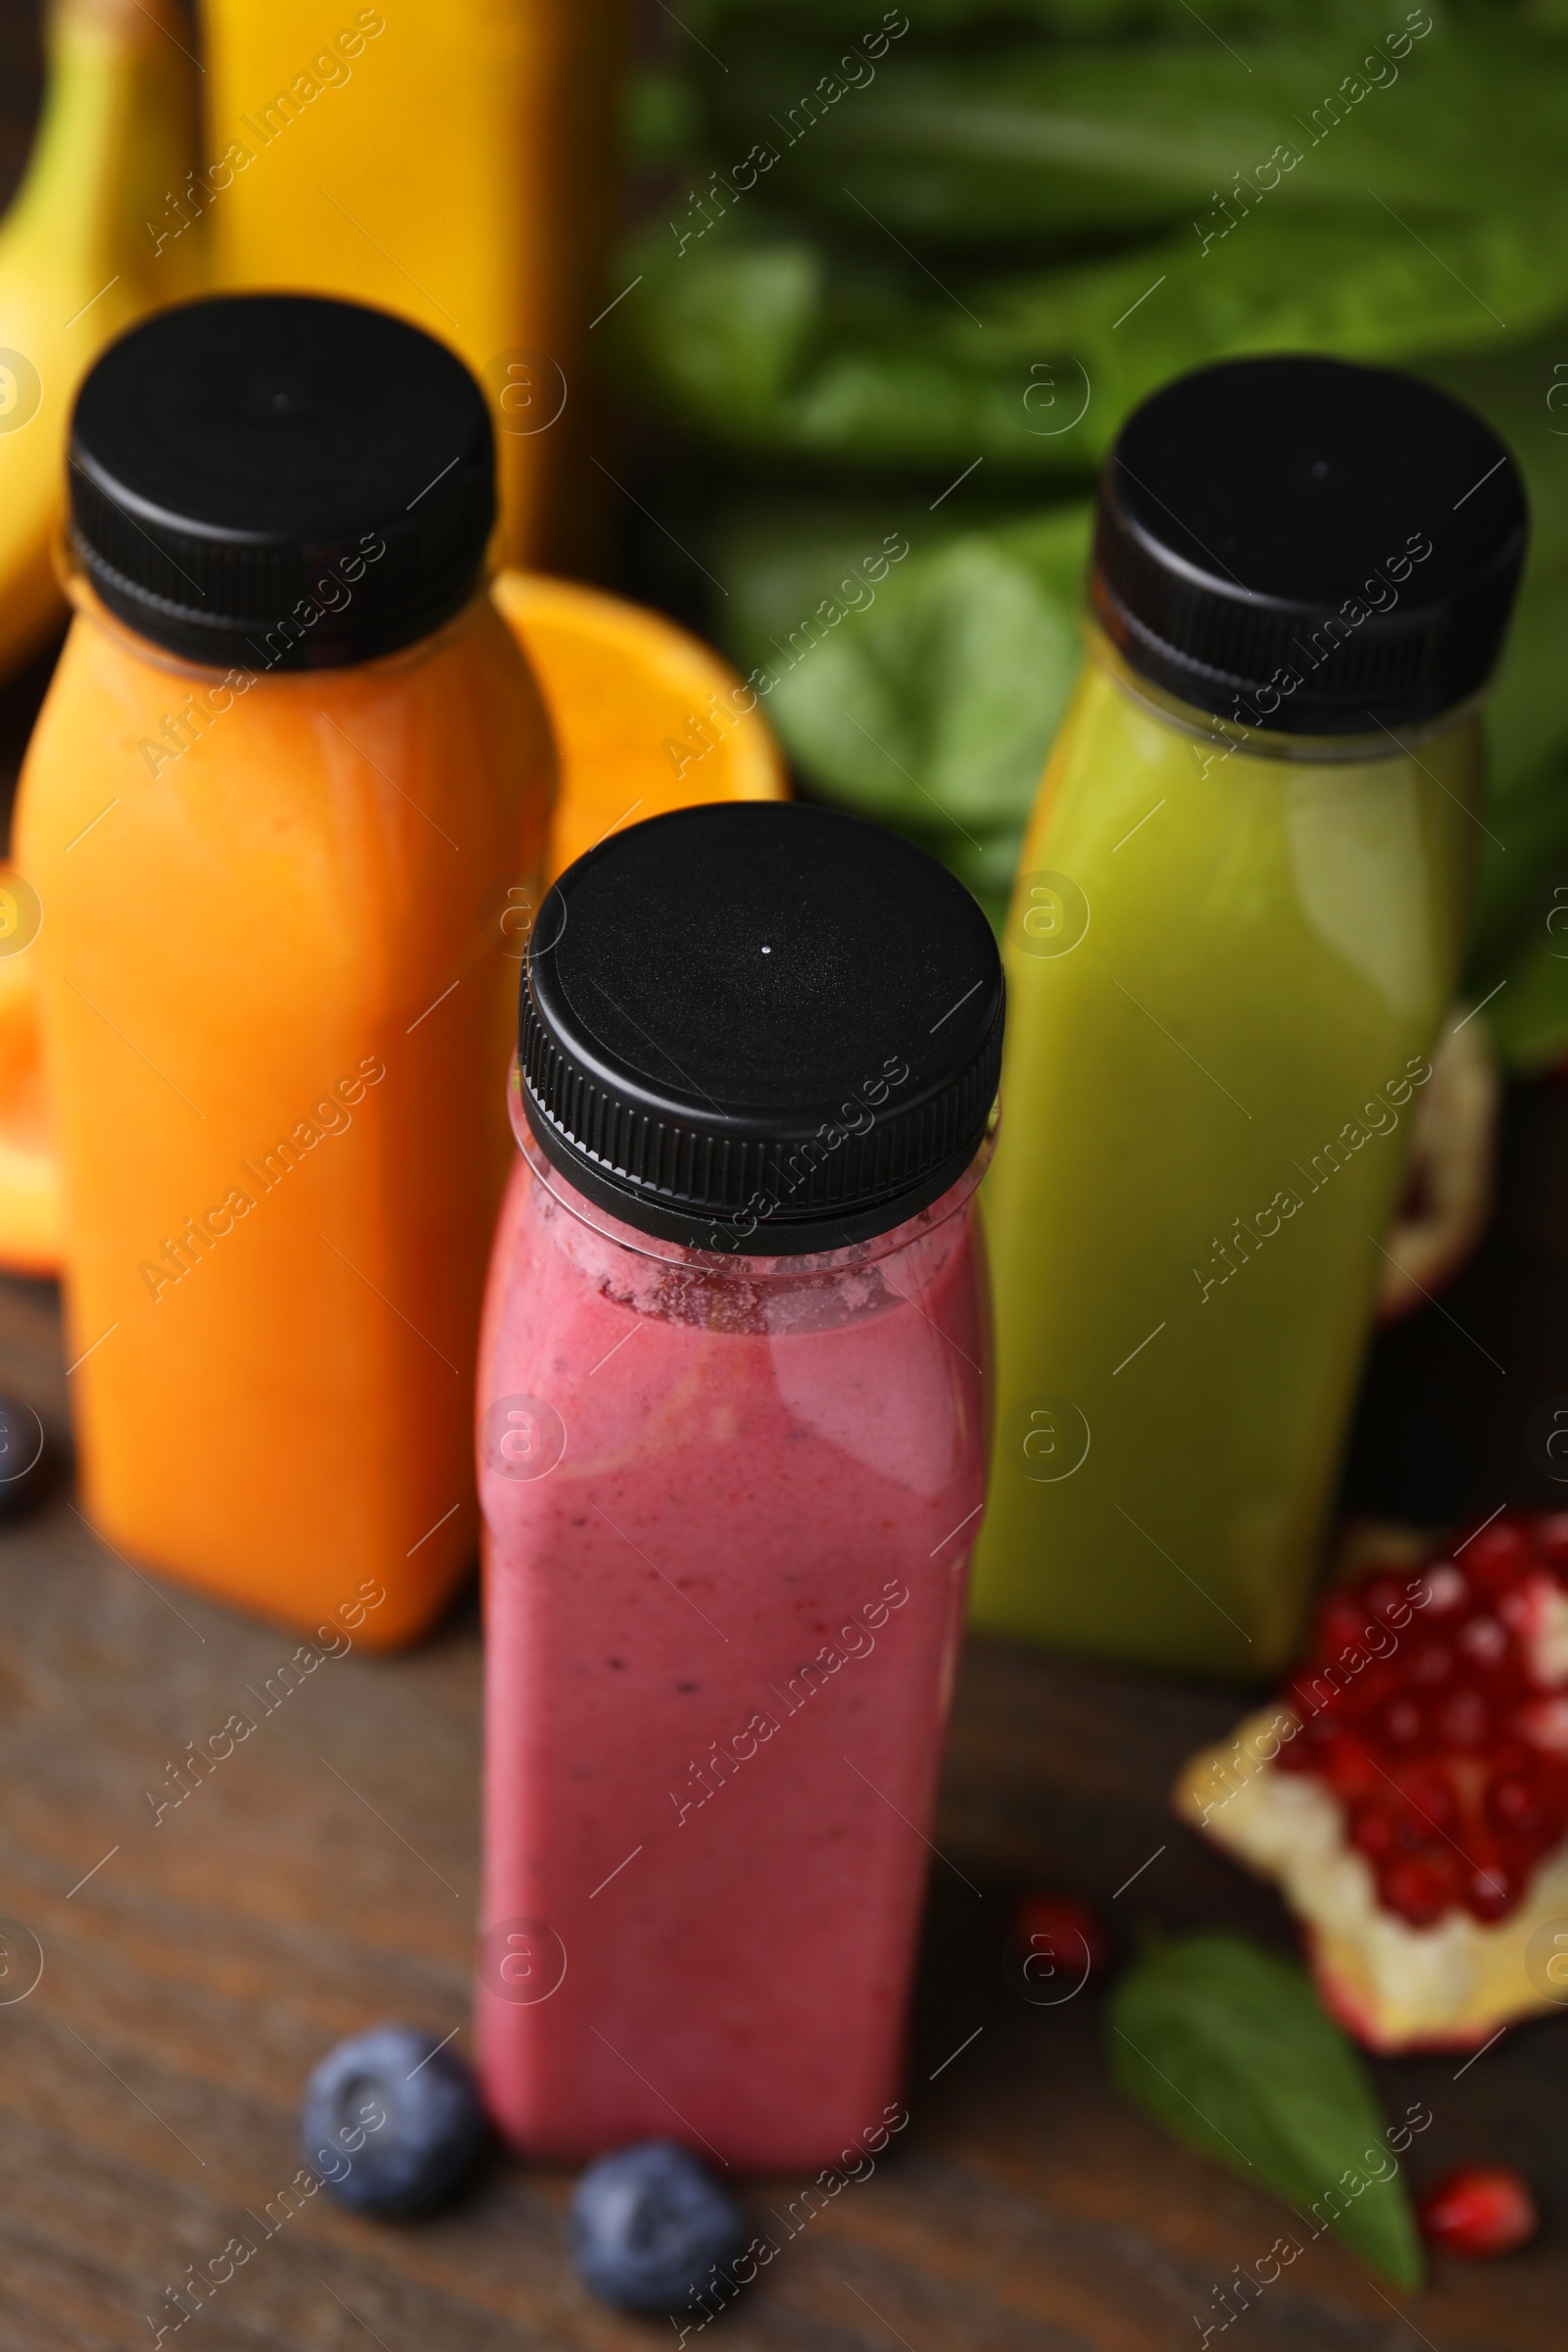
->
[69,293,494,671]
[1091,354,1527,735]
[519,804,1004,1254]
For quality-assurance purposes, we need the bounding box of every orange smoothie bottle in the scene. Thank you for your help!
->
[15,293,555,1645]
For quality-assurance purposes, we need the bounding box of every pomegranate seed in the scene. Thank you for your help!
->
[1349,1802,1396,1859]
[1417,1563,1468,1615]
[1497,1573,1565,1655]
[1381,1852,1457,1926]
[1462,1845,1519,1924]
[1364,1574,1411,1626]
[1418,2166,1538,2258]
[1465,1522,1533,1593]
[1535,1514,1568,1572]
[1277,1516,1568,1931]
[1399,1767,1456,1833]
[1009,1894,1108,1979]
[1382,1696,1424,1746]
[1518,1695,1568,1756]
[1405,1636,1454,1687]
[1490,1775,1552,1836]
[1323,1596,1373,1655]
[1391,1808,1437,1855]
[1457,1615,1508,1669]
[1325,1735,1379,1799]
[1435,1688,1494,1749]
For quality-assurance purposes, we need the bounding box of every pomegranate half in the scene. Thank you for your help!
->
[1175,1514,1568,2051]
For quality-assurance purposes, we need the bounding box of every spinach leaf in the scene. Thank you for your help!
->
[716,501,1087,923]
[699,13,1568,242]
[620,202,1568,473]
[706,0,1325,35]
[1106,1933,1424,2288]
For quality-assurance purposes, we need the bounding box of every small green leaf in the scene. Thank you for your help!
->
[769,533,1081,828]
[717,501,1089,841]
[1105,1933,1424,2289]
[619,233,824,427]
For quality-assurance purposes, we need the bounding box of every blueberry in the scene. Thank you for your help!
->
[570,2138,747,2314]
[0,1395,46,1520]
[299,2024,484,2215]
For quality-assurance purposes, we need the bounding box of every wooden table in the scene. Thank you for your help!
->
[0,1072,1564,2350]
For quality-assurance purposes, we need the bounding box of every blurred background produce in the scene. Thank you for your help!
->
[0,0,627,720]
[0,0,786,1278]
[608,0,1568,1069]
[200,0,627,571]
[0,0,196,676]
[1,0,1564,1082]
[0,0,1554,1367]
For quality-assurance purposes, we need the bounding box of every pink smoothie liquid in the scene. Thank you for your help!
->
[476,1121,988,2172]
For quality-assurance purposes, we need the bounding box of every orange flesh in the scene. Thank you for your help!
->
[14,589,554,1645]
[492,569,787,878]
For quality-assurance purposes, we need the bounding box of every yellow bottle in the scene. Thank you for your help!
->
[197,0,626,568]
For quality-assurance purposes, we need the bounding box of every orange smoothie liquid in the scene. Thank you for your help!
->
[16,584,553,1643]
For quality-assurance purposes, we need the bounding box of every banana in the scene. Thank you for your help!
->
[0,0,197,681]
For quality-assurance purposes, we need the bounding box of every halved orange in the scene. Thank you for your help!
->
[491,568,788,880]
[0,578,788,1276]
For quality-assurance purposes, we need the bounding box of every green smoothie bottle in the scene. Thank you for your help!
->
[970,355,1527,1678]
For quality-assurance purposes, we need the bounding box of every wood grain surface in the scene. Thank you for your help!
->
[0,1064,1563,2352]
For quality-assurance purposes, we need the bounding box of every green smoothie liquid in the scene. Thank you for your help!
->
[970,639,1478,1677]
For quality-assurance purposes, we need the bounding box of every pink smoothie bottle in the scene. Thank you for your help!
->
[475,803,1003,2172]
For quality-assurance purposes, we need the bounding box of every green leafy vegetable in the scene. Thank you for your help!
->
[718,459,1568,961]
[1106,1933,1424,2288]
[699,13,1568,242]
[1488,919,1568,1066]
[621,203,1568,474]
[704,0,1326,34]
[627,0,1568,1058]
[719,500,1089,923]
